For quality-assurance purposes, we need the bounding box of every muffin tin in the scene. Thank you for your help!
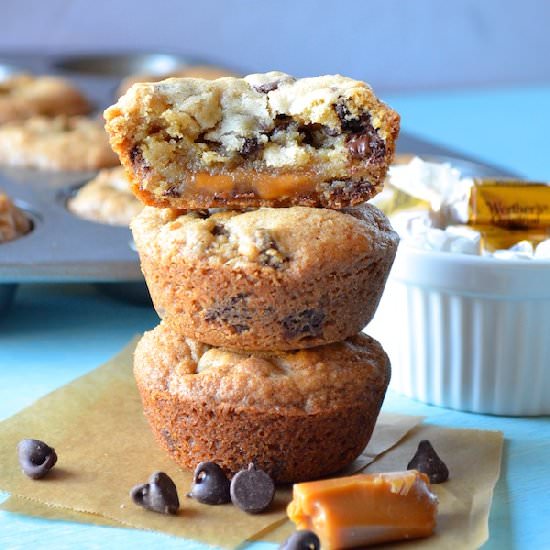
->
[0,53,515,312]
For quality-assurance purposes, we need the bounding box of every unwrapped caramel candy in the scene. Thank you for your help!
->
[287,471,438,549]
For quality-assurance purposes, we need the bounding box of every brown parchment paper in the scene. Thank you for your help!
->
[253,424,503,549]
[0,339,422,548]
[1,495,121,527]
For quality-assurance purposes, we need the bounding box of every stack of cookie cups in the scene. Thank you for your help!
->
[105,73,400,483]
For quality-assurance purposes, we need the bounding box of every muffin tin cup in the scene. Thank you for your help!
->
[53,53,202,76]
[368,247,550,416]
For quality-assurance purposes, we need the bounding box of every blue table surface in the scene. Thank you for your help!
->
[1,85,550,550]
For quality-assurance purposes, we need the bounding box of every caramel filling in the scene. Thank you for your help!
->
[167,170,322,200]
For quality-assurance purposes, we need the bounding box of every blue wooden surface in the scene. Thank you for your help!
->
[1,86,550,549]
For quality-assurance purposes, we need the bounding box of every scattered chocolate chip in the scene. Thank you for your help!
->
[188,461,231,505]
[407,440,449,484]
[279,530,320,550]
[281,309,325,340]
[204,293,251,334]
[240,137,262,158]
[230,463,275,514]
[130,471,180,515]
[17,439,58,479]
[254,81,281,94]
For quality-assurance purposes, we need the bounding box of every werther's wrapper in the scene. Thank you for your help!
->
[468,179,550,229]
[450,224,550,253]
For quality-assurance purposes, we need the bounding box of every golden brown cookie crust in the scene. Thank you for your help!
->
[105,72,400,209]
[67,166,142,226]
[131,203,399,351]
[0,116,119,171]
[134,322,391,482]
[117,65,238,96]
[0,74,90,124]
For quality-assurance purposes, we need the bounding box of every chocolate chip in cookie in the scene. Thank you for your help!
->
[254,229,287,268]
[335,103,386,160]
[204,293,252,334]
[240,137,263,158]
[282,309,325,340]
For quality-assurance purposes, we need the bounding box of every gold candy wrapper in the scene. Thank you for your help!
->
[469,179,550,229]
[371,183,430,215]
[452,224,550,253]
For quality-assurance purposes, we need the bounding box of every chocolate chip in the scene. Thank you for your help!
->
[230,463,275,514]
[240,137,262,158]
[299,123,326,149]
[129,145,142,167]
[17,439,57,479]
[259,249,286,268]
[130,471,180,515]
[336,103,376,134]
[281,309,325,339]
[335,103,386,161]
[188,461,231,505]
[279,530,320,550]
[195,209,211,219]
[273,114,293,131]
[129,145,152,174]
[163,186,181,198]
[254,229,287,268]
[230,323,249,334]
[211,223,229,237]
[254,81,280,94]
[407,440,449,484]
[335,103,364,133]
[322,179,376,207]
[204,293,251,334]
[347,133,385,160]
[346,134,376,159]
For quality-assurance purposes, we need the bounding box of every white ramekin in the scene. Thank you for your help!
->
[368,247,550,416]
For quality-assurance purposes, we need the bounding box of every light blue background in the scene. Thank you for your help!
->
[1,0,550,92]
